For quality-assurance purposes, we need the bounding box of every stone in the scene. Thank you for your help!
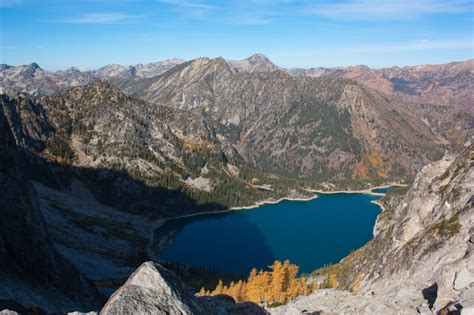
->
[454,268,474,291]
[101,261,267,315]
[101,262,200,315]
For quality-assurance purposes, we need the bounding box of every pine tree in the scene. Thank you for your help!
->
[270,260,285,303]
[246,268,260,303]
[212,279,224,295]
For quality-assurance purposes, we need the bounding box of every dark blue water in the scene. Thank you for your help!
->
[156,193,381,275]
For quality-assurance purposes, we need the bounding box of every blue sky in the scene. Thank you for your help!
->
[0,0,472,70]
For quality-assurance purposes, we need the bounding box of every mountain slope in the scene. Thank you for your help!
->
[2,56,470,184]
[114,57,450,183]
[1,81,306,217]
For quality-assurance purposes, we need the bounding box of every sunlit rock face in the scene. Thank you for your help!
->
[101,261,267,315]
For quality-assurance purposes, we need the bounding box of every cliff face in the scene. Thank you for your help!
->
[0,104,102,313]
[359,145,473,311]
[271,145,474,314]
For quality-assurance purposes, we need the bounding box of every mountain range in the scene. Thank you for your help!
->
[0,54,473,313]
[1,54,472,112]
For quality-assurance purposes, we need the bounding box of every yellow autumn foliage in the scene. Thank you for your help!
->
[200,260,311,304]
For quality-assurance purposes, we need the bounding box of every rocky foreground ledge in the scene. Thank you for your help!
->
[101,261,266,315]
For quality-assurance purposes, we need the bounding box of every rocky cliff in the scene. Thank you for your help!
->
[0,102,102,313]
[271,144,473,314]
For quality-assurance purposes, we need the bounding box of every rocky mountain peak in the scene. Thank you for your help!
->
[247,53,271,62]
[20,62,42,77]
[227,53,279,73]
[28,62,41,70]
[164,57,185,64]
[57,66,86,75]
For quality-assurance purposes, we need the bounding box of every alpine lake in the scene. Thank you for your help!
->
[154,188,394,275]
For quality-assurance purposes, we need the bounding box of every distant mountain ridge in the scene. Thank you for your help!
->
[2,55,472,112]
[288,59,474,113]
[0,58,185,97]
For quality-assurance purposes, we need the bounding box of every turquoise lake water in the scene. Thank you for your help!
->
[156,192,382,275]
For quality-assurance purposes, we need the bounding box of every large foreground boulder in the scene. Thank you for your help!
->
[101,261,267,315]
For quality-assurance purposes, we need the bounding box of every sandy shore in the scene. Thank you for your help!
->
[307,182,407,197]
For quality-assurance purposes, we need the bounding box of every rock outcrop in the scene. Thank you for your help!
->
[101,262,201,314]
[101,261,267,315]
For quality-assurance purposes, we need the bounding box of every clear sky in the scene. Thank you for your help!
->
[0,0,473,70]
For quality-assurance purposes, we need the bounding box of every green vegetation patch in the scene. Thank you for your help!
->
[431,214,461,237]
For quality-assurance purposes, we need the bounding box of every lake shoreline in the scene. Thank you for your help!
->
[152,182,407,228]
[155,183,397,274]
[307,182,407,197]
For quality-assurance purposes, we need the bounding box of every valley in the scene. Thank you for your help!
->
[1,0,473,312]
[0,54,472,314]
